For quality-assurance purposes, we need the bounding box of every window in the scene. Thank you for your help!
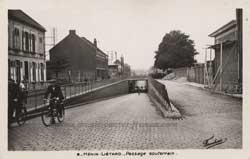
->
[41,63,44,81]
[15,60,21,83]
[32,34,36,52]
[13,28,20,49]
[24,61,29,81]
[22,31,25,50]
[39,37,43,43]
[25,32,29,51]
[39,37,43,53]
[29,33,32,52]
[32,62,36,82]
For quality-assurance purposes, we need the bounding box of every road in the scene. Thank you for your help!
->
[158,80,242,149]
[8,81,242,150]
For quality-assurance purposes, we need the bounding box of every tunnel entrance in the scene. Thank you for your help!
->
[128,79,148,93]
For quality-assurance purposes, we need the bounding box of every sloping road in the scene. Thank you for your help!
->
[8,82,242,150]
[158,80,242,149]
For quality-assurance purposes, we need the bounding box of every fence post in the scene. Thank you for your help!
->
[87,81,89,93]
[75,84,77,95]
[35,92,37,110]
[64,86,66,99]
[91,80,93,91]
[70,85,71,98]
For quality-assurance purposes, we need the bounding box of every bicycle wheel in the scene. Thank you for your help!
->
[41,107,52,127]
[57,106,65,122]
[17,107,27,126]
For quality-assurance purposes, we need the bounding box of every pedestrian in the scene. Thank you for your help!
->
[19,80,28,104]
[137,86,140,95]
[8,79,19,124]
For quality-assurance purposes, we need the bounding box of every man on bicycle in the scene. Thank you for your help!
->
[44,80,65,119]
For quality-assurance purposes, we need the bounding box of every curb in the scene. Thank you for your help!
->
[149,95,182,119]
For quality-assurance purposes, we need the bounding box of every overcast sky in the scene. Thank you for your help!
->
[7,0,249,70]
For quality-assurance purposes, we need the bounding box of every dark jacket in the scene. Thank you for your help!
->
[44,84,64,100]
[8,80,19,101]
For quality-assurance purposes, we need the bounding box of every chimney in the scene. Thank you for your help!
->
[94,38,97,47]
[69,30,76,35]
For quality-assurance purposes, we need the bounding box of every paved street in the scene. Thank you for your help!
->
[8,81,242,150]
[158,80,242,149]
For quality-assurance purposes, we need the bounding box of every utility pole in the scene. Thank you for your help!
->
[45,27,57,60]
[220,42,223,91]
[115,52,117,61]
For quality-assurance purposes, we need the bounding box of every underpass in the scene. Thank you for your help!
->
[8,78,242,150]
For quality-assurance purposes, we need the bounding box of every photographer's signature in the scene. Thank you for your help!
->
[203,135,227,149]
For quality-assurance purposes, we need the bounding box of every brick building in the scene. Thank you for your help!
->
[208,9,242,93]
[8,10,46,86]
[48,30,108,82]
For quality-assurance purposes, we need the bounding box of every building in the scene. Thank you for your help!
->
[208,9,242,93]
[108,64,119,78]
[108,55,131,78]
[48,30,108,82]
[123,63,131,77]
[8,10,47,87]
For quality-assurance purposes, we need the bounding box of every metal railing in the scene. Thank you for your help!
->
[25,81,93,111]
[24,77,128,111]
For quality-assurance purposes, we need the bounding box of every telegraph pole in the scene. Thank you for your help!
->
[45,27,57,60]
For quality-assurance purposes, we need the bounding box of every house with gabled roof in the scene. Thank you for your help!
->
[8,9,47,88]
[48,30,108,82]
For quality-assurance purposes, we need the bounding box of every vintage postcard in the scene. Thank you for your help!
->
[1,0,250,158]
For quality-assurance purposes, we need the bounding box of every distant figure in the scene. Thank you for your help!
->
[137,86,141,95]
[141,86,144,92]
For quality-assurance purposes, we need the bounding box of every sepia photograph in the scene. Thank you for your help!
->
[1,0,250,158]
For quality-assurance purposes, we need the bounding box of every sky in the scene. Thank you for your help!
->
[7,0,250,71]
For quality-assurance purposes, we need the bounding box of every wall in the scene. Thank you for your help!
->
[8,19,45,54]
[8,19,46,83]
[49,33,96,82]
[173,67,187,78]
[147,78,171,111]
[213,44,240,93]
[65,80,129,105]
[187,64,205,84]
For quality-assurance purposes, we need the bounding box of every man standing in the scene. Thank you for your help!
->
[8,79,19,124]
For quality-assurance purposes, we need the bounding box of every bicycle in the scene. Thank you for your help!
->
[9,100,27,126]
[41,97,65,127]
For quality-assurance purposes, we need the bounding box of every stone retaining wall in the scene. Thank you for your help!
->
[147,78,171,111]
[65,80,129,106]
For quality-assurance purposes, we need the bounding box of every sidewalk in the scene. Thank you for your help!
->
[183,81,242,99]
[162,77,242,99]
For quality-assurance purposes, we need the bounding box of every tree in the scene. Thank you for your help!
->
[154,30,198,70]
